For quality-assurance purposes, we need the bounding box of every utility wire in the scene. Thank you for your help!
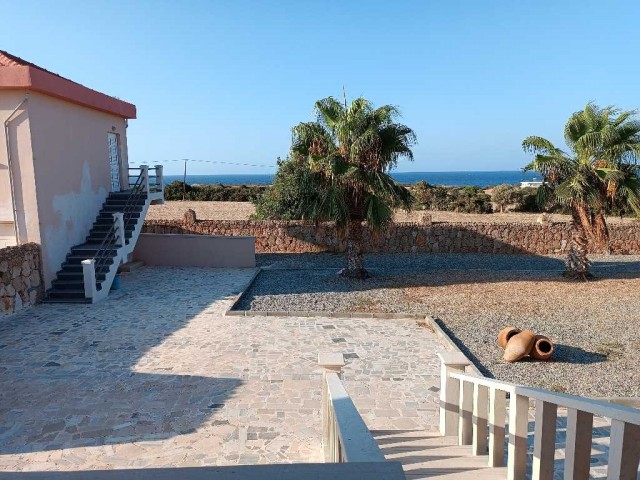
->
[129,158,276,169]
[128,158,276,200]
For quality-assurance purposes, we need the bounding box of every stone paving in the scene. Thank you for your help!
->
[0,266,445,471]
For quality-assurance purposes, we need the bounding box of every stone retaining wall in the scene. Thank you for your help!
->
[1,243,44,316]
[142,210,640,255]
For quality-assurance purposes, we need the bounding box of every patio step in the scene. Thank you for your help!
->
[372,431,507,480]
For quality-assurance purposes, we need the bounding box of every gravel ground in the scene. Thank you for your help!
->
[237,253,640,398]
[148,201,639,224]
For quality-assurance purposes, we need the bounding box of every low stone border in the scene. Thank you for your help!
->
[224,271,482,375]
[224,267,263,315]
[224,270,639,407]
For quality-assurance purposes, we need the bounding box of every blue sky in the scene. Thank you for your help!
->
[3,0,639,175]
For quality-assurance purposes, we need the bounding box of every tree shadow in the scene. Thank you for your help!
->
[0,267,248,454]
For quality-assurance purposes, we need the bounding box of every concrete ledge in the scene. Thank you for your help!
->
[133,233,255,268]
[2,462,406,480]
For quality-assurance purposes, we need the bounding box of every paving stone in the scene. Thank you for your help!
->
[0,266,445,471]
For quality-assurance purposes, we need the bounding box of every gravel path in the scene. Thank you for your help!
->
[237,253,640,398]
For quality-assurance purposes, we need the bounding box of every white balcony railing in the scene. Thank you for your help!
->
[318,353,391,464]
[438,352,640,480]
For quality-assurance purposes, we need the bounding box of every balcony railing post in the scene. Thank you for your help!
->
[318,352,345,462]
[564,408,594,480]
[459,379,473,445]
[532,399,557,480]
[112,212,125,247]
[488,386,507,467]
[507,392,529,480]
[472,383,489,455]
[155,164,164,194]
[607,420,640,480]
[81,259,97,300]
[140,164,150,195]
[437,352,471,436]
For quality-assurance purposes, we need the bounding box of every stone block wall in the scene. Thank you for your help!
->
[142,210,640,255]
[0,243,44,316]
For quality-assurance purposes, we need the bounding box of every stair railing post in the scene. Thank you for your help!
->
[318,352,345,462]
[437,352,470,436]
[81,259,97,300]
[140,164,150,195]
[112,212,125,247]
[155,164,163,196]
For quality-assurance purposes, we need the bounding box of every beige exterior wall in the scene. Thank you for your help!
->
[133,234,256,268]
[0,91,38,249]
[26,92,129,288]
[0,90,130,288]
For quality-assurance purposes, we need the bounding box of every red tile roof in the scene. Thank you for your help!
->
[0,50,136,119]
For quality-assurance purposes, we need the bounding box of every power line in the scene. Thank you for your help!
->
[129,158,276,169]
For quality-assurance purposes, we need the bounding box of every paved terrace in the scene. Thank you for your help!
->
[0,266,444,471]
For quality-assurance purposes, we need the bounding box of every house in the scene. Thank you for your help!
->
[0,50,163,302]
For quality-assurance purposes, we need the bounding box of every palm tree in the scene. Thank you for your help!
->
[523,103,640,278]
[291,96,416,278]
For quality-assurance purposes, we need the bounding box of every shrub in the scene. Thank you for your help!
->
[163,181,267,202]
[252,157,314,220]
[412,182,493,213]
[491,184,524,212]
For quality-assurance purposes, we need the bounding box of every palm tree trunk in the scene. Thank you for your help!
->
[339,221,369,279]
[564,216,591,280]
[574,202,596,245]
[593,209,611,254]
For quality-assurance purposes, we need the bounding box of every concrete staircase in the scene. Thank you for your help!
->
[44,165,163,304]
[44,191,148,303]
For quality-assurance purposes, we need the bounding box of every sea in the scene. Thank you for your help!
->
[164,171,541,188]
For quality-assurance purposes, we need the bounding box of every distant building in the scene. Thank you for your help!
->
[520,180,543,188]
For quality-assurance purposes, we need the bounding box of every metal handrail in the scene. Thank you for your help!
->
[122,170,147,238]
[88,169,147,290]
[92,222,118,285]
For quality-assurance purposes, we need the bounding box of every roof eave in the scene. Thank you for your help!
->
[0,66,136,119]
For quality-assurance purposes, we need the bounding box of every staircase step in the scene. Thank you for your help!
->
[59,263,111,273]
[57,271,107,281]
[46,289,87,299]
[70,245,120,257]
[109,190,146,199]
[372,432,507,480]
[51,280,86,290]
[86,235,131,244]
[43,297,92,304]
[88,227,134,235]
[102,205,143,213]
[65,255,116,265]
[104,199,146,206]
[96,213,141,223]
[90,224,136,233]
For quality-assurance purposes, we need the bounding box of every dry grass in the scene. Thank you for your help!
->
[148,201,639,225]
